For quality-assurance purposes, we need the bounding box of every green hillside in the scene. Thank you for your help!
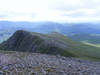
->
[47,32,100,60]
[0,30,100,60]
[68,34,100,47]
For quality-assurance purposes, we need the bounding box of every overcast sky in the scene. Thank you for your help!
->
[0,0,100,23]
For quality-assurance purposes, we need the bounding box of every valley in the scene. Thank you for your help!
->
[0,22,100,75]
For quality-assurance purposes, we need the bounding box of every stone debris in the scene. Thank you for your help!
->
[0,52,99,75]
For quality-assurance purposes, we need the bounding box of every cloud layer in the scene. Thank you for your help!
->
[0,0,100,22]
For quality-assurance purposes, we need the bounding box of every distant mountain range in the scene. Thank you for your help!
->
[1,21,100,34]
[1,21,100,45]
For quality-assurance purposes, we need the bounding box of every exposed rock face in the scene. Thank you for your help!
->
[0,30,73,56]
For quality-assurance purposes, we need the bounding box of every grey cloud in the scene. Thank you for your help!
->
[62,12,85,17]
[0,15,8,18]
[49,0,100,11]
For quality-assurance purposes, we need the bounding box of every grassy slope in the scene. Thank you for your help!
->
[81,41,100,48]
[1,31,100,61]
[68,34,100,48]
[47,32,100,60]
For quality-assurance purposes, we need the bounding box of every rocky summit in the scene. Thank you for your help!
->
[0,52,99,75]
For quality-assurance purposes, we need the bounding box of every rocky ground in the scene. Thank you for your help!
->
[0,52,99,75]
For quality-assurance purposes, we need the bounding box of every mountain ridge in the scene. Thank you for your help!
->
[0,30,75,57]
[1,30,100,60]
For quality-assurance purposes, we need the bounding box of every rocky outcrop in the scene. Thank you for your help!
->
[0,52,99,75]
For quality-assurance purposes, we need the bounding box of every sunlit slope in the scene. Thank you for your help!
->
[47,32,100,59]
